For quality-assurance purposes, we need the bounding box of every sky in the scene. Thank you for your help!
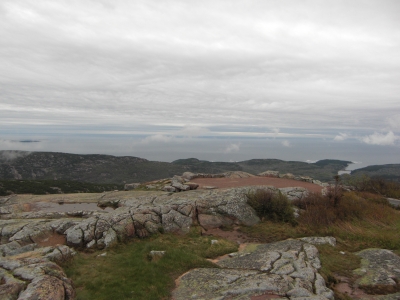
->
[1,0,399,168]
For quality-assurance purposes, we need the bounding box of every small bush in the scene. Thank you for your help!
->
[246,189,295,223]
[369,177,400,199]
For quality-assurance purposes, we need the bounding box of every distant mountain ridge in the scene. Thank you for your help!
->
[1,150,353,183]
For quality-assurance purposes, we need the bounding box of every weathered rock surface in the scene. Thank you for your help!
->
[124,183,141,190]
[173,238,335,300]
[354,248,400,287]
[1,186,314,250]
[280,173,296,179]
[299,237,336,247]
[258,170,280,177]
[0,218,80,248]
[0,245,75,299]
[182,172,196,180]
[63,187,264,249]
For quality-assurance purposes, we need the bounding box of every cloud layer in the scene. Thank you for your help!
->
[0,0,399,161]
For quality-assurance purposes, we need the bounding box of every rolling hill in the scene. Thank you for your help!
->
[0,150,351,184]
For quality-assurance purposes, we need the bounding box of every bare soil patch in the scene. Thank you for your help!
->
[333,275,375,299]
[192,176,323,193]
[34,233,67,247]
[201,226,260,245]
[250,294,283,300]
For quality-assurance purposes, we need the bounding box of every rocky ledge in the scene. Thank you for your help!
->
[1,186,309,250]
[173,238,335,300]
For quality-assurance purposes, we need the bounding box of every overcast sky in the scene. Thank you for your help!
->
[1,0,399,166]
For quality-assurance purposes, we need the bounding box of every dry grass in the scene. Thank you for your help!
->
[293,191,396,228]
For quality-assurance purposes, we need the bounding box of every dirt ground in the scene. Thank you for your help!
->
[191,176,324,194]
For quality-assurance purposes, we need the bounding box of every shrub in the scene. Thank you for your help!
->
[369,177,400,199]
[245,189,295,223]
[293,193,336,227]
[294,191,395,228]
[325,175,344,207]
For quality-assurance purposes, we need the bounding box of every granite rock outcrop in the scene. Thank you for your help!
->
[173,238,335,300]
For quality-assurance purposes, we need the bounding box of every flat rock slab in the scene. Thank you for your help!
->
[173,238,335,300]
[174,268,292,299]
[355,248,400,286]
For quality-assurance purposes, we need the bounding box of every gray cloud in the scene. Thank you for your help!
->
[0,0,399,163]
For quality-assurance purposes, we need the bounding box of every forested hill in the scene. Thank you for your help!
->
[0,150,351,183]
[351,164,400,181]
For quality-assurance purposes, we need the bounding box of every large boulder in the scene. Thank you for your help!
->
[173,238,334,299]
[197,214,234,229]
[171,176,190,191]
[182,172,196,180]
[279,187,309,201]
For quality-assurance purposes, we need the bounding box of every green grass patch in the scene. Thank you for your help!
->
[63,228,237,300]
[239,220,306,243]
[318,243,360,279]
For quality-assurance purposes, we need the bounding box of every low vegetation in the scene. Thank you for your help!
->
[63,229,237,300]
[342,173,400,199]
[0,180,122,196]
[245,189,296,224]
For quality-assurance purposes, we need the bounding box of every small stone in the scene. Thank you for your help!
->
[211,240,219,245]
[124,183,141,190]
[162,185,177,192]
[149,250,165,257]
[299,236,336,247]
[186,182,199,190]
[97,252,107,257]
[203,186,217,190]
